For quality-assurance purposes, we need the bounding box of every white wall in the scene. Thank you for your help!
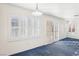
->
[0,4,67,55]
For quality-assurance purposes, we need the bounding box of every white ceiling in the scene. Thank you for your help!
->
[11,3,79,20]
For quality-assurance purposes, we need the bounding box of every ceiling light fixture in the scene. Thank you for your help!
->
[32,3,43,16]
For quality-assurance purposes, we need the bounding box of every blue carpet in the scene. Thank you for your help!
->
[11,37,79,56]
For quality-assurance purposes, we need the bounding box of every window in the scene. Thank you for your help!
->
[69,23,75,32]
[10,16,28,41]
[11,17,19,37]
[28,16,43,39]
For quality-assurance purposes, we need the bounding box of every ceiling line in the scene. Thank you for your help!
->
[7,3,64,20]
